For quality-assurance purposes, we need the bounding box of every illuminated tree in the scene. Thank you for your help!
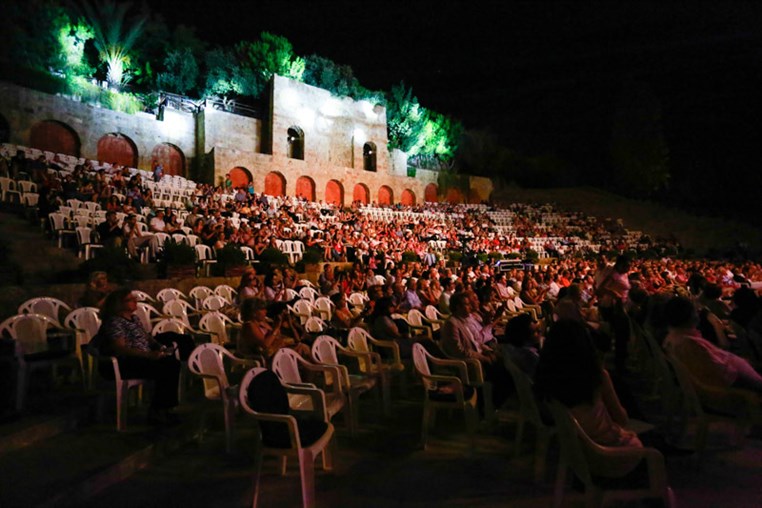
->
[79,0,147,87]
[386,82,426,153]
[303,54,361,97]
[203,47,259,101]
[156,47,198,95]
[236,32,305,93]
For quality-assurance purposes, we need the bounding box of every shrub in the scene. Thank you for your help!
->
[488,251,504,261]
[525,249,539,262]
[401,251,419,263]
[447,250,463,263]
[81,246,137,283]
[301,246,323,265]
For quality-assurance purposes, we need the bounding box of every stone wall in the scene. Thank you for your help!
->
[0,80,484,205]
[0,83,197,173]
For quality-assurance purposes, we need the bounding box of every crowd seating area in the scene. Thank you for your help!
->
[3,142,762,508]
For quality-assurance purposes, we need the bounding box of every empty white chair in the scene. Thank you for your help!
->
[304,316,327,334]
[189,286,214,310]
[214,285,238,304]
[289,299,313,325]
[299,286,319,303]
[201,295,229,312]
[134,302,165,333]
[18,297,72,326]
[156,288,189,304]
[198,311,240,346]
[195,244,217,276]
[64,307,101,387]
[313,297,335,321]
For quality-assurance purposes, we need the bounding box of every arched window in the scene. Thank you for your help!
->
[229,167,253,189]
[97,133,138,167]
[296,176,316,201]
[150,143,185,177]
[325,180,344,207]
[30,120,80,156]
[287,126,304,160]
[378,185,393,206]
[401,189,416,206]
[363,142,377,172]
[352,183,370,205]
[264,171,286,197]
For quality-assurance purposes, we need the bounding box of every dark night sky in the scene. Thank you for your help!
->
[148,1,762,196]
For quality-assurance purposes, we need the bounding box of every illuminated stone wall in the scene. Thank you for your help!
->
[0,79,492,203]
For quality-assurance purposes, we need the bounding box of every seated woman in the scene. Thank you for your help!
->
[238,298,309,361]
[236,267,262,303]
[366,296,415,358]
[534,319,641,448]
[96,288,184,425]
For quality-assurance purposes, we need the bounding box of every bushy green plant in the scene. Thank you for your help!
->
[488,251,504,261]
[258,247,289,272]
[447,250,463,263]
[156,47,199,95]
[525,249,539,262]
[301,246,323,265]
[505,252,522,259]
[105,89,144,113]
[477,252,489,263]
[215,243,247,267]
[161,239,196,265]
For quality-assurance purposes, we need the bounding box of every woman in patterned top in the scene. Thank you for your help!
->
[97,288,182,425]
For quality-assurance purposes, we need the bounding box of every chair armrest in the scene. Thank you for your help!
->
[367,337,403,366]
[283,385,329,422]
[409,324,433,339]
[463,358,485,385]
[251,412,301,447]
[428,355,469,381]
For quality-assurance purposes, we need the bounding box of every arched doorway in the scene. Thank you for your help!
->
[424,183,439,203]
[151,143,185,177]
[363,142,377,171]
[446,187,464,204]
[30,120,80,156]
[287,126,304,160]
[378,185,393,206]
[264,171,286,197]
[325,180,344,207]
[0,113,10,144]
[97,133,138,167]
[296,176,316,201]
[352,183,369,205]
[401,189,416,206]
[229,167,252,189]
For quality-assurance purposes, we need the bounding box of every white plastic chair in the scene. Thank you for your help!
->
[289,299,313,325]
[195,244,217,276]
[299,286,319,303]
[201,295,229,312]
[406,309,434,340]
[189,286,214,310]
[135,302,165,332]
[198,311,240,345]
[412,342,478,450]
[132,290,156,303]
[312,335,387,428]
[239,368,335,508]
[271,349,349,431]
[188,343,260,453]
[151,317,193,336]
[347,327,405,397]
[424,305,448,331]
[547,400,674,508]
[156,287,189,304]
[214,284,238,305]
[75,226,103,260]
[63,307,101,388]
[313,297,335,321]
[303,316,327,334]
[162,300,198,329]
[18,297,72,326]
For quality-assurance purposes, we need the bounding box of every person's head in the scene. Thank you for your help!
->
[665,296,699,329]
[372,296,395,317]
[534,319,602,407]
[504,313,540,348]
[330,292,346,308]
[565,283,582,302]
[89,271,108,289]
[614,255,630,274]
[702,283,722,301]
[241,297,268,321]
[449,291,471,318]
[100,288,136,320]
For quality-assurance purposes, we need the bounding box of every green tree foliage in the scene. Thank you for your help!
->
[386,82,427,153]
[51,13,94,77]
[203,47,259,100]
[303,54,362,97]
[79,0,147,87]
[455,130,519,179]
[1,0,70,72]
[610,79,670,198]
[156,47,199,95]
[236,32,305,94]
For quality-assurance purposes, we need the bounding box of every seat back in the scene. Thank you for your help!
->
[132,290,156,303]
[18,297,71,325]
[313,297,334,320]
[504,356,546,427]
[187,343,230,399]
[214,285,237,304]
[185,234,201,247]
[135,302,162,332]
[304,316,326,334]
[162,300,193,328]
[408,309,426,327]
[202,295,228,311]
[348,292,367,308]
[198,311,231,344]
[311,335,341,365]
[195,244,214,262]
[412,343,435,390]
[272,348,304,384]
[425,305,443,322]
[151,318,189,336]
[239,368,295,448]
[285,288,299,301]
[0,313,58,352]
[156,288,187,304]
[299,286,319,302]
[189,286,213,308]
[64,307,101,345]
[347,327,371,353]
[514,296,525,310]
[290,300,313,325]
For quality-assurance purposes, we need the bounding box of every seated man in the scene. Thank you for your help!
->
[664,296,762,394]
[96,210,124,248]
[149,210,167,233]
[123,214,158,261]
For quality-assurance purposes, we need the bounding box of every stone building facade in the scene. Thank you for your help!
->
[0,77,492,205]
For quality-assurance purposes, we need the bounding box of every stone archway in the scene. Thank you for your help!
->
[296,176,316,201]
[446,187,464,204]
[424,183,439,203]
[352,183,370,205]
[151,143,185,177]
[97,133,138,167]
[30,120,80,156]
[401,189,416,206]
[264,171,286,197]
[325,179,344,207]
[229,167,252,189]
[378,185,393,206]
